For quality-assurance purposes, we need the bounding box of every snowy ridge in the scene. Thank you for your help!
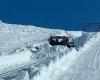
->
[0,21,99,80]
[0,22,64,55]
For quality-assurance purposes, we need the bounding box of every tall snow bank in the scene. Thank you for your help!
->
[0,21,65,55]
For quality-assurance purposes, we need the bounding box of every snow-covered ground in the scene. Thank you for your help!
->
[0,49,32,78]
[33,32,100,80]
[0,21,99,80]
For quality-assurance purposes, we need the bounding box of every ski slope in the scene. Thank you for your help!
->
[0,21,100,80]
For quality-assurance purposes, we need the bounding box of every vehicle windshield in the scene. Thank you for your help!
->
[50,38,64,43]
[50,38,57,42]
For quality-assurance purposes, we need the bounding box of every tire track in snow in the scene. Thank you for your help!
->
[62,35,100,80]
[86,47,98,70]
[84,40,100,71]
[96,47,100,69]
[92,47,100,70]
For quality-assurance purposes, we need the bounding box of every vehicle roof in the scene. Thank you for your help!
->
[49,36,68,38]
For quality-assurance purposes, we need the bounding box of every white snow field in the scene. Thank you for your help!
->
[33,33,100,80]
[0,21,99,80]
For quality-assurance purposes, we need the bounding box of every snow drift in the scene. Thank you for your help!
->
[0,21,99,80]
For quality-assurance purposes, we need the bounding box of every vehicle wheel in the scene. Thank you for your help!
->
[67,45,71,48]
[51,44,55,46]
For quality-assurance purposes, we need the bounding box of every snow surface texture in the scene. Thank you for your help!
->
[0,21,99,80]
[33,33,100,80]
